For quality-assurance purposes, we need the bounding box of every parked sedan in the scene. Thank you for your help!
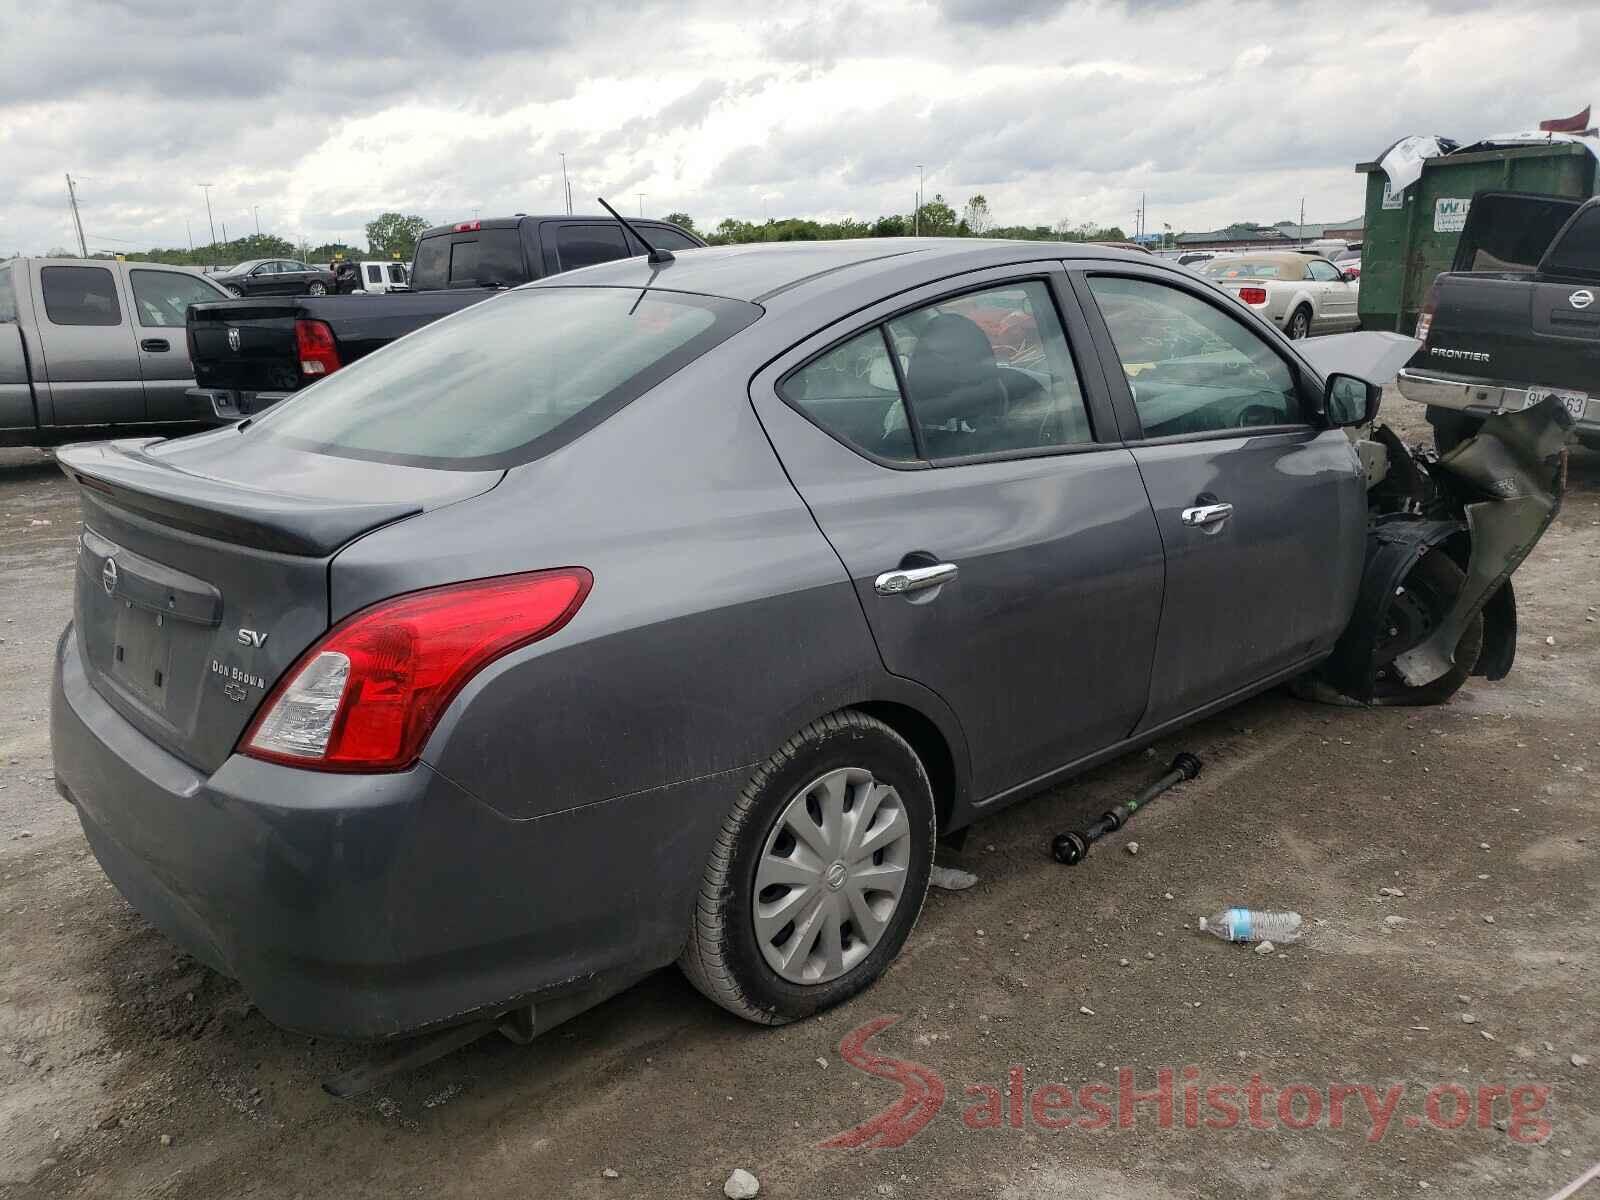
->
[51,240,1551,1043]
[211,258,339,298]
[1200,252,1360,338]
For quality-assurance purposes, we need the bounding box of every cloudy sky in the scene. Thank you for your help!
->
[2,0,1596,255]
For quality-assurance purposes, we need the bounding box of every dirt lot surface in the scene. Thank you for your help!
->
[1,405,1596,1200]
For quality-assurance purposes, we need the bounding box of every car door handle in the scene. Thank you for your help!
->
[1181,502,1234,527]
[875,562,958,596]
[140,338,170,352]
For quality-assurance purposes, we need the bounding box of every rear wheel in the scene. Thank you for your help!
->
[679,711,935,1024]
[1370,551,1483,705]
[1287,305,1312,340]
[307,281,328,296]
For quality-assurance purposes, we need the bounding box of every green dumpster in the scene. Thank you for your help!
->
[1355,141,1600,334]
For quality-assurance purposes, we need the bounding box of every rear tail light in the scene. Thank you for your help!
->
[295,318,341,377]
[1238,286,1268,306]
[1415,280,1440,343]
[242,569,592,772]
[454,220,481,232]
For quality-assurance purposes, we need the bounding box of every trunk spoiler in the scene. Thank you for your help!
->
[57,439,421,557]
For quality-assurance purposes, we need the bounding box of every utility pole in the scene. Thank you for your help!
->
[560,153,572,215]
[1299,197,1305,247]
[64,174,88,258]
[638,194,646,218]
[915,165,923,236]
[198,184,216,247]
[221,220,229,246]
[185,219,194,256]
[253,205,261,237]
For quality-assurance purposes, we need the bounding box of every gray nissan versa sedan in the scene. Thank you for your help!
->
[51,237,1411,1041]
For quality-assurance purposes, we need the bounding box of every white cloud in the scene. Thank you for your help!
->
[2,0,1597,254]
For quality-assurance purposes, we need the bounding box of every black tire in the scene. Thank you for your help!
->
[679,711,936,1024]
[1287,305,1312,340]
[1370,550,1483,705]
[1427,406,1483,456]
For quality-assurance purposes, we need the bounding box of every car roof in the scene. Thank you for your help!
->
[523,238,1158,308]
[10,258,212,274]
[420,215,692,237]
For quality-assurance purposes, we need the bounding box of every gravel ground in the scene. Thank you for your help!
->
[1,404,1595,1200]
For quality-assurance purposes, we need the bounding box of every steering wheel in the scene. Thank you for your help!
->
[1238,404,1281,428]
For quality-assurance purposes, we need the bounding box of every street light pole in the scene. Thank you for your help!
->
[198,184,216,247]
[64,174,88,258]
[638,194,646,218]
[253,205,260,237]
[915,165,923,236]
[560,153,572,215]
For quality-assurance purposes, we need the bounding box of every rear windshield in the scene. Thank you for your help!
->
[253,287,760,469]
[411,229,525,290]
[1202,260,1290,280]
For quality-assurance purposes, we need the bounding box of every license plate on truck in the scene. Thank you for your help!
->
[1524,387,1589,420]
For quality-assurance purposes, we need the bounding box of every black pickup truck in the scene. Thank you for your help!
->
[187,215,702,418]
[1397,191,1600,452]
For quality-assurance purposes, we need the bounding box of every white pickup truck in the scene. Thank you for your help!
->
[1200,251,1361,339]
[353,260,410,293]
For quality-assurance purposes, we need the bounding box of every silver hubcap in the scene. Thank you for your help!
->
[754,767,913,985]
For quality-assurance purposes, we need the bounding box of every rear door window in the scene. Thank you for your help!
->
[129,269,224,327]
[445,231,524,287]
[1087,275,1303,437]
[886,281,1092,459]
[782,329,917,462]
[254,287,760,469]
[554,225,631,271]
[387,264,407,284]
[365,265,382,284]
[41,265,123,326]
[641,226,699,251]
[412,237,448,289]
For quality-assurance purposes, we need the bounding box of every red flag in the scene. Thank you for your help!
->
[1540,105,1592,133]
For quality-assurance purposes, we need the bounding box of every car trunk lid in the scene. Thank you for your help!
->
[58,429,501,773]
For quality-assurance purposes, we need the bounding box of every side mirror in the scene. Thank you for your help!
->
[1324,373,1381,427]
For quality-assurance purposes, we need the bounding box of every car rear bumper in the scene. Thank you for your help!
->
[1396,368,1600,434]
[187,387,294,422]
[51,624,736,1040]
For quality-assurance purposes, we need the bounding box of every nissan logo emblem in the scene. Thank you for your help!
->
[227,327,242,352]
[1571,290,1595,311]
[101,557,119,597]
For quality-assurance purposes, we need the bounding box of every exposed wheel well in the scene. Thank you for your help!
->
[853,701,958,834]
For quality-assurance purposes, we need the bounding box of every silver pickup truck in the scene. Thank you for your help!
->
[0,258,229,448]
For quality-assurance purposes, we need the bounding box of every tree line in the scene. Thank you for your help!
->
[28,198,1132,267]
[664,195,1128,245]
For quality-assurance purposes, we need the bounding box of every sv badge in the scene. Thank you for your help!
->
[236,628,268,648]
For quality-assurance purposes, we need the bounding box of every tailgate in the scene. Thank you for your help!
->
[58,430,500,773]
[1421,273,1598,393]
[188,299,302,392]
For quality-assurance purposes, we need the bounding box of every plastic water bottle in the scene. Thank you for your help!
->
[1199,908,1303,944]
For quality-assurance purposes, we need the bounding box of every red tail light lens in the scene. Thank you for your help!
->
[1238,287,1268,306]
[454,220,481,232]
[295,318,341,378]
[1415,280,1440,343]
[242,569,593,772]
